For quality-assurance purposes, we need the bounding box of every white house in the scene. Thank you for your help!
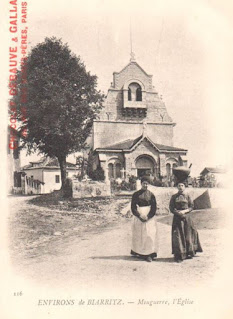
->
[22,157,77,194]
[199,167,227,187]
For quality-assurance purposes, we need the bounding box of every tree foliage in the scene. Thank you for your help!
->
[12,37,104,190]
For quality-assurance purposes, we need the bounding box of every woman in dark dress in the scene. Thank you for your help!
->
[131,176,158,262]
[169,182,203,263]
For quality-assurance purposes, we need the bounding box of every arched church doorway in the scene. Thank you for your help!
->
[135,155,156,178]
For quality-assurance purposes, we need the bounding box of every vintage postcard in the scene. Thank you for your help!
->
[1,0,233,318]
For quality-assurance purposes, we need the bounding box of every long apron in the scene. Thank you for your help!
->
[131,206,158,255]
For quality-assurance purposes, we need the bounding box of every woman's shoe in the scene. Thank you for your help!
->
[175,259,183,263]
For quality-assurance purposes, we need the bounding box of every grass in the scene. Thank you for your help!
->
[9,192,130,261]
[28,191,116,213]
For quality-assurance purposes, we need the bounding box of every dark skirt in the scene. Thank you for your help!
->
[172,215,203,260]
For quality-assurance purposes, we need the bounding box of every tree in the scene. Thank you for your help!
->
[12,37,104,191]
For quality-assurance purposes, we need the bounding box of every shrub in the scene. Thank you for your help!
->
[110,176,137,192]
[120,180,131,191]
[151,178,164,187]
[89,166,105,181]
[128,175,137,189]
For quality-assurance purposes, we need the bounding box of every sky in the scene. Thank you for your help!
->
[2,0,233,176]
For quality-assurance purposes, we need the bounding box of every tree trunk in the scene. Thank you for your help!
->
[57,154,67,190]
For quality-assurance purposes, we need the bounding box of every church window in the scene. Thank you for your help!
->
[128,88,132,101]
[108,163,114,179]
[115,163,121,178]
[166,163,171,177]
[136,87,142,101]
[128,83,142,102]
[172,164,177,175]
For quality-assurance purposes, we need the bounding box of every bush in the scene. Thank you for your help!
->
[110,179,120,191]
[128,175,137,190]
[152,179,163,187]
[110,176,137,192]
[89,166,105,181]
[120,180,131,191]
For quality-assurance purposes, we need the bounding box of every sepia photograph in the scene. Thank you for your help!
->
[1,0,233,318]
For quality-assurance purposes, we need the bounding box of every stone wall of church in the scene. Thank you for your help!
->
[113,62,152,90]
[93,121,174,149]
[100,88,173,124]
[98,60,174,124]
[98,90,119,121]
[104,152,125,165]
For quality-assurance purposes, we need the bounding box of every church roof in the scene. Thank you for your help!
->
[114,60,152,78]
[153,143,187,152]
[101,135,142,150]
[96,135,187,153]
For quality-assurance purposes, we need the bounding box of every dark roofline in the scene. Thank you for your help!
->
[200,167,226,175]
[22,157,76,170]
[95,135,187,153]
[22,166,76,170]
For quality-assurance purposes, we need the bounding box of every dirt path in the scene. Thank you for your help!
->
[8,196,225,293]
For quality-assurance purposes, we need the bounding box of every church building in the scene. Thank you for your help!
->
[88,54,188,183]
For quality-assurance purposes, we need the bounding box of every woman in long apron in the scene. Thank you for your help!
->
[131,176,158,262]
[169,181,203,263]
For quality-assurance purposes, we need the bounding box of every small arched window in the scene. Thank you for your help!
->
[115,163,121,178]
[128,88,132,101]
[108,163,114,179]
[128,83,142,102]
[136,87,142,101]
[166,163,171,177]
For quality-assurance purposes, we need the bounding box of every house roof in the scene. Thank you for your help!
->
[200,167,226,175]
[22,157,76,170]
[96,135,187,153]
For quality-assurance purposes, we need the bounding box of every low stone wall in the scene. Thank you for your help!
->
[148,186,227,215]
[121,187,227,216]
[72,180,111,198]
